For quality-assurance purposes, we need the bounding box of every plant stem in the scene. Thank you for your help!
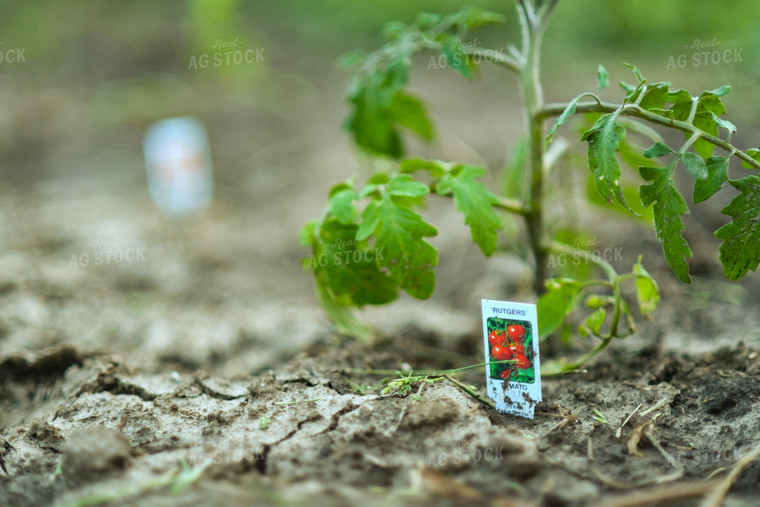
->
[559,336,612,372]
[519,4,550,294]
[493,195,530,215]
[462,46,522,73]
[539,101,760,170]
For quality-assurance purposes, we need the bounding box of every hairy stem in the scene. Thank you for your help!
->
[538,101,760,170]
[519,6,549,294]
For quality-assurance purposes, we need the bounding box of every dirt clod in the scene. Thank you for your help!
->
[60,426,132,485]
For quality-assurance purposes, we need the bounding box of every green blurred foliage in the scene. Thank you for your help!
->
[0,0,757,126]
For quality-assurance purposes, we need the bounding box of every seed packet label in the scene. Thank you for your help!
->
[143,117,213,215]
[482,300,542,419]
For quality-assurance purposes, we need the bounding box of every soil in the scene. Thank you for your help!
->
[1,44,760,507]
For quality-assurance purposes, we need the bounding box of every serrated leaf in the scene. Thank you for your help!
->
[638,162,692,282]
[691,89,727,159]
[709,85,731,97]
[639,82,670,113]
[356,200,382,241]
[415,12,442,29]
[314,278,372,339]
[359,194,438,298]
[643,142,673,159]
[337,51,366,69]
[714,175,760,280]
[742,148,760,170]
[694,156,729,204]
[300,220,318,247]
[633,256,659,316]
[314,219,398,306]
[329,188,358,225]
[444,5,506,30]
[682,151,708,180]
[710,111,736,136]
[620,81,636,95]
[388,174,430,197]
[439,165,503,255]
[584,169,653,221]
[623,63,644,83]
[442,38,472,79]
[537,279,583,338]
[586,308,606,334]
[400,158,446,177]
[665,89,693,121]
[582,113,632,210]
[388,91,434,140]
[546,95,578,146]
[597,65,609,93]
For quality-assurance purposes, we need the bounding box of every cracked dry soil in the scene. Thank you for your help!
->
[1,335,759,506]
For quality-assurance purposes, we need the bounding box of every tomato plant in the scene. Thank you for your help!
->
[302,0,760,371]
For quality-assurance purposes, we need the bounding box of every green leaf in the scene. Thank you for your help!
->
[359,194,438,298]
[691,89,728,159]
[329,188,358,225]
[638,162,692,282]
[337,51,366,69]
[300,220,318,247]
[714,175,760,280]
[633,255,659,317]
[537,279,583,339]
[586,308,606,335]
[443,5,506,30]
[388,174,430,197]
[356,200,382,242]
[639,82,670,112]
[314,278,372,339]
[313,219,398,305]
[710,111,736,136]
[597,65,609,93]
[388,91,434,141]
[582,113,632,211]
[742,148,760,169]
[546,95,579,146]
[709,85,731,97]
[682,151,708,180]
[400,158,446,177]
[623,62,644,83]
[441,38,472,79]
[584,171,653,221]
[438,165,503,256]
[665,89,693,121]
[643,142,673,159]
[694,156,729,204]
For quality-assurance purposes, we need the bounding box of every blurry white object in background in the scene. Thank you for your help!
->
[143,117,213,215]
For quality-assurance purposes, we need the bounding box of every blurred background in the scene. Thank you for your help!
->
[1,0,758,374]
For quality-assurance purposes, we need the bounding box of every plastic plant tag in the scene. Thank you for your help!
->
[143,117,213,215]
[482,300,542,419]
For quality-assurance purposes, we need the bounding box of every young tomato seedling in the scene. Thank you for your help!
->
[302,0,760,371]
